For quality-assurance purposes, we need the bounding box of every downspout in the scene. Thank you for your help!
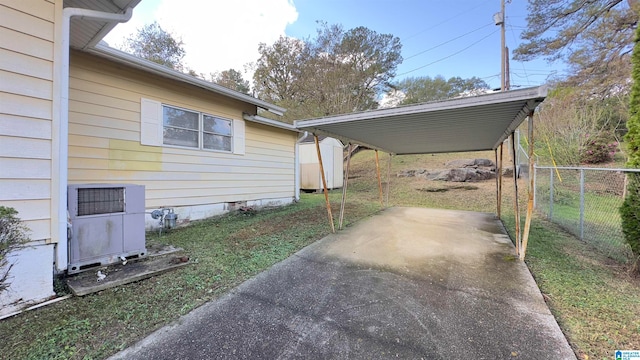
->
[55,7,133,272]
[294,131,308,201]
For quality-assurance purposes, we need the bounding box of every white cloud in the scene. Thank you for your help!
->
[105,0,298,80]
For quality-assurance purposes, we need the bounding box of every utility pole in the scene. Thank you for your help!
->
[496,0,506,91]
[501,0,506,91]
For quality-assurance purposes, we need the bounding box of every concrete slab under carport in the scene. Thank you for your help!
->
[109,207,575,360]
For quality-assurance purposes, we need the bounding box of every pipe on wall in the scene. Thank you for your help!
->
[55,7,133,272]
[294,131,308,201]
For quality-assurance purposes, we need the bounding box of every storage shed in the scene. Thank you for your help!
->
[299,135,344,191]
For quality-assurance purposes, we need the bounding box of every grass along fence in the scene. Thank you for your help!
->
[534,165,638,263]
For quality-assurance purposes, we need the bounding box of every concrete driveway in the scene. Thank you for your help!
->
[110,207,575,360]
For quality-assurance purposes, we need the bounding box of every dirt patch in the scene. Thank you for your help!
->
[227,207,326,249]
[227,203,372,251]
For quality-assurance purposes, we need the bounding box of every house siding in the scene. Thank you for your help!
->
[0,0,55,242]
[0,0,56,316]
[68,51,296,222]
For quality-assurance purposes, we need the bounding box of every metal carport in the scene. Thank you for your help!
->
[294,86,548,260]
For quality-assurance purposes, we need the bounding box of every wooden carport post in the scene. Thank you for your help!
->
[511,132,521,256]
[339,143,353,230]
[385,153,392,207]
[520,111,535,260]
[375,150,384,208]
[495,147,500,218]
[315,134,335,233]
[498,143,504,218]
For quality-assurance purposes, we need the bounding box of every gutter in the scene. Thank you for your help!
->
[294,131,308,201]
[242,114,298,132]
[56,7,133,272]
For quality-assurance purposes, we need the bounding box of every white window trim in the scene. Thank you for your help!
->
[141,98,245,154]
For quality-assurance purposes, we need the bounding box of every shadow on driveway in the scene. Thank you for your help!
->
[110,207,575,360]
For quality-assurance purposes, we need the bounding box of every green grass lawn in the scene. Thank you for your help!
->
[1,150,638,360]
[535,176,633,262]
[511,217,640,359]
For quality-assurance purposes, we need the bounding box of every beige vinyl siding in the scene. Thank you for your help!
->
[68,51,296,210]
[0,0,55,242]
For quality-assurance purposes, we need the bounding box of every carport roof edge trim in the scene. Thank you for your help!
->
[294,85,547,155]
[295,86,547,127]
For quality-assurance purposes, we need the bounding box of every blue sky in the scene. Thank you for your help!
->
[104,0,565,90]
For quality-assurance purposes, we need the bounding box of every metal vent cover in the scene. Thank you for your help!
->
[77,187,124,216]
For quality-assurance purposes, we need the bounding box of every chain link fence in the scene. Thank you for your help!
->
[534,166,638,263]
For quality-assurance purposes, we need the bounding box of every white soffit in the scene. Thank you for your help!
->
[295,86,547,155]
[64,0,142,49]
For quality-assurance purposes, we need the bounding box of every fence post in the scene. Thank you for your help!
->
[579,169,585,241]
[549,169,554,220]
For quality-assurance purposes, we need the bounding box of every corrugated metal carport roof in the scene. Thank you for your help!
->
[295,86,547,155]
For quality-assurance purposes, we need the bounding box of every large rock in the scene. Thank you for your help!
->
[397,169,427,177]
[421,168,495,182]
[423,169,449,181]
[445,158,495,169]
[397,158,498,182]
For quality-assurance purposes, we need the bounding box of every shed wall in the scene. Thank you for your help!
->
[299,139,343,190]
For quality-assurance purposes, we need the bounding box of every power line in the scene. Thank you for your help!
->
[398,29,499,77]
[402,0,494,41]
[479,73,501,80]
[507,23,532,86]
[404,23,494,61]
[511,71,557,78]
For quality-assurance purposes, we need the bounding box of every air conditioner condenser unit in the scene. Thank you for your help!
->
[67,184,147,274]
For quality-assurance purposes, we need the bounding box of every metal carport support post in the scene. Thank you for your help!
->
[315,135,335,233]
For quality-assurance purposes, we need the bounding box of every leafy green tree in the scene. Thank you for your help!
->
[0,206,29,293]
[253,36,306,104]
[514,0,638,95]
[253,23,402,121]
[124,21,186,70]
[620,23,640,272]
[392,75,489,105]
[306,23,403,114]
[213,69,250,94]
